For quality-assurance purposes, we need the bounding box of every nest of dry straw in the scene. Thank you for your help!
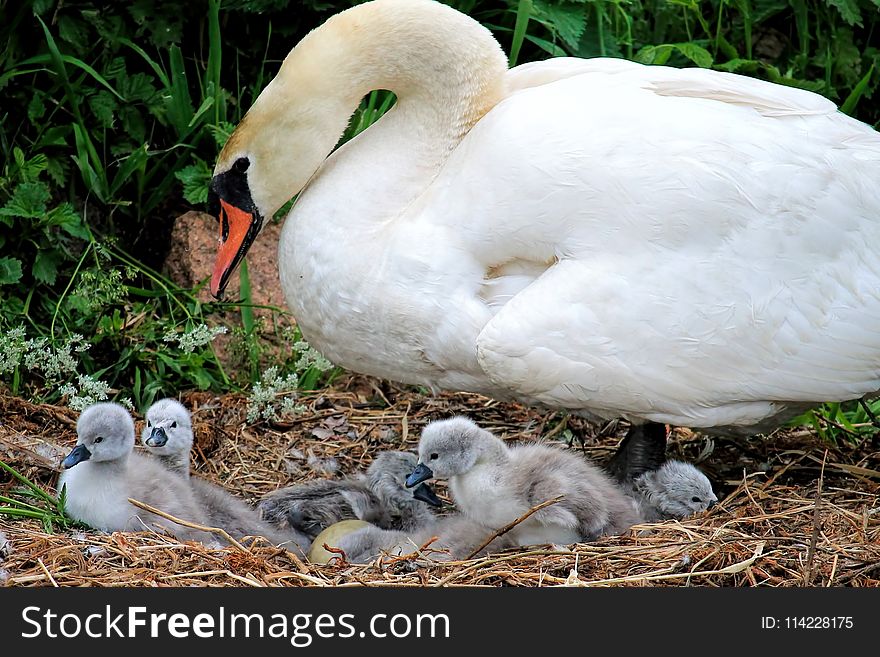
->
[1,375,878,587]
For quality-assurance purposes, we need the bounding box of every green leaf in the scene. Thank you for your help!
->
[117,38,169,89]
[71,124,108,203]
[13,148,48,183]
[175,161,211,205]
[0,257,23,285]
[35,126,71,149]
[576,8,622,59]
[110,144,150,197]
[27,94,46,124]
[636,45,673,66]
[207,122,236,148]
[524,34,567,57]
[188,94,215,129]
[16,53,126,102]
[57,14,89,52]
[119,72,158,103]
[824,0,863,26]
[45,156,70,188]
[89,90,118,129]
[166,45,194,135]
[509,0,533,67]
[47,203,90,239]
[715,58,762,73]
[532,1,587,51]
[207,0,224,124]
[119,106,147,144]
[32,250,60,285]
[637,43,714,68]
[674,42,714,68]
[104,56,127,81]
[840,65,875,116]
[0,182,50,218]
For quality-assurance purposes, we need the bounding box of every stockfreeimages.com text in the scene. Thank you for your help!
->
[21,606,450,646]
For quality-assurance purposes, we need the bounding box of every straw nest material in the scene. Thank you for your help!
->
[1,375,878,587]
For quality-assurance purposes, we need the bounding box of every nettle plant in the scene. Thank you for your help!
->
[0,148,90,290]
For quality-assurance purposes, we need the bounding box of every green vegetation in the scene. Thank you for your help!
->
[0,1,877,438]
[0,459,78,532]
[789,399,880,445]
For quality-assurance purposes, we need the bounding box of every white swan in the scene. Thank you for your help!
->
[209,0,880,433]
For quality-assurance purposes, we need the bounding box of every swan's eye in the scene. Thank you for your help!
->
[691,496,701,503]
[232,157,250,173]
[94,437,104,444]
[429,453,439,461]
[146,420,151,427]
[171,421,177,429]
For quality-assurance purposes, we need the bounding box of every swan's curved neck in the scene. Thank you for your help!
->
[235,0,508,216]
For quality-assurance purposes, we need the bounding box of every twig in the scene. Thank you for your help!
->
[836,561,880,585]
[36,557,58,587]
[567,542,766,586]
[859,398,880,429]
[127,498,249,552]
[803,451,826,586]
[322,543,348,564]
[464,495,565,560]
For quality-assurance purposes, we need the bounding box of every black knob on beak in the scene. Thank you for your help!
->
[145,427,168,447]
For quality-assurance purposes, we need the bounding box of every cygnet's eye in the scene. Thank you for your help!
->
[94,436,104,444]
[691,496,702,503]
[171,421,177,429]
[429,453,439,461]
[146,420,151,427]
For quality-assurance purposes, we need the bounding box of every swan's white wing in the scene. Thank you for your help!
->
[506,57,838,116]
[421,60,880,427]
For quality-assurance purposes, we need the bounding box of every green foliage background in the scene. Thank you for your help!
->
[0,0,877,432]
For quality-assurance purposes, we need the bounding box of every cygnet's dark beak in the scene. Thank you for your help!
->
[707,499,717,510]
[62,444,91,469]
[145,427,168,447]
[405,463,433,488]
[412,482,442,507]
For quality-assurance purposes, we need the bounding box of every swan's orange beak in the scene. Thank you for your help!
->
[209,158,262,298]
[210,199,256,298]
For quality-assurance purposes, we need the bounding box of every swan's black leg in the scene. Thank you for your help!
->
[605,421,669,483]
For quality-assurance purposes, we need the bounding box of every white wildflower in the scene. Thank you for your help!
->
[163,323,228,353]
[74,268,126,309]
[0,326,27,374]
[293,340,333,372]
[246,366,303,423]
[280,396,306,416]
[22,336,79,378]
[60,374,112,411]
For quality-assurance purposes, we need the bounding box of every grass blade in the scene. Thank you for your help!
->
[0,459,61,510]
[207,0,224,124]
[840,65,875,116]
[117,37,171,88]
[16,53,126,101]
[509,0,533,67]
[168,45,195,136]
